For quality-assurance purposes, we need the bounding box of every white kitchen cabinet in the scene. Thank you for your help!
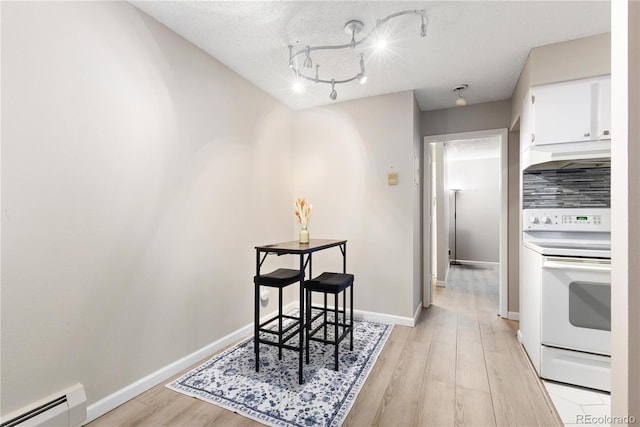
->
[519,244,543,373]
[524,75,611,149]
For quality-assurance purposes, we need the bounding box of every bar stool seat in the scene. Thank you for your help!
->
[304,272,354,371]
[255,268,301,287]
[254,268,302,368]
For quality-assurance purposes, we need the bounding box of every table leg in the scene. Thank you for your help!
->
[255,250,260,372]
[298,254,304,384]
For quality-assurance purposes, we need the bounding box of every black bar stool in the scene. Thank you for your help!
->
[254,268,302,371]
[304,272,354,371]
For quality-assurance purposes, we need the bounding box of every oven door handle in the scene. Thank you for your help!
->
[542,260,611,272]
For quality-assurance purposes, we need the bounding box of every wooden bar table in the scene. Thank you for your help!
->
[254,239,347,384]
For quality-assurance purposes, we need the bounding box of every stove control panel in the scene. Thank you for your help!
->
[523,208,611,232]
[561,215,604,225]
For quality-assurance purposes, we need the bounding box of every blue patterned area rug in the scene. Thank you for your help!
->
[167,312,393,427]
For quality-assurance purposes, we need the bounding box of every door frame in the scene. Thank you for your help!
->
[423,128,509,318]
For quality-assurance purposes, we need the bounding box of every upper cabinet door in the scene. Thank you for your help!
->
[530,76,611,146]
[532,79,594,146]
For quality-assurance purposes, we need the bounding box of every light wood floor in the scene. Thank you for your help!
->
[87,265,562,426]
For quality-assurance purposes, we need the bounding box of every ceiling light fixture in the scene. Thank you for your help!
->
[453,84,468,106]
[288,9,428,100]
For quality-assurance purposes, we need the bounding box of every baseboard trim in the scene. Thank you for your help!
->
[436,280,447,288]
[517,329,523,343]
[453,260,500,267]
[353,308,416,327]
[85,302,297,423]
[508,311,520,321]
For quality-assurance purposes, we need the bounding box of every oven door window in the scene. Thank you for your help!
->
[569,281,611,331]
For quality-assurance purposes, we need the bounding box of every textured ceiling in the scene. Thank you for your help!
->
[130,1,611,111]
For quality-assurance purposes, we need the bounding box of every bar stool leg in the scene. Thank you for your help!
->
[255,282,260,372]
[343,287,347,337]
[350,284,354,350]
[278,287,283,360]
[324,293,328,341]
[306,289,311,363]
[334,292,339,371]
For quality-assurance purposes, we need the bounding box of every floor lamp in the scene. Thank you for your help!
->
[451,189,461,265]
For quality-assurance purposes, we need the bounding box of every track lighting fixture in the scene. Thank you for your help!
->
[289,9,428,100]
[453,84,468,106]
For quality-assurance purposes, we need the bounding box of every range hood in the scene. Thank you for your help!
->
[522,140,611,171]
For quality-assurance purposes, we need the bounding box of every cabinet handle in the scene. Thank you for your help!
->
[584,132,591,137]
[603,130,610,136]
[531,133,535,143]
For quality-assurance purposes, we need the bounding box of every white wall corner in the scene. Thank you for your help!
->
[413,303,422,327]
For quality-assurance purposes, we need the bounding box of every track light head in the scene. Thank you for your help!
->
[357,54,366,84]
[303,46,312,68]
[375,38,388,51]
[288,45,294,69]
[293,80,304,93]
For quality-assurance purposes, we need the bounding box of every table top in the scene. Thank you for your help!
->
[255,239,347,254]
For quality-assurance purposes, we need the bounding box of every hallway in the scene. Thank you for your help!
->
[343,264,561,426]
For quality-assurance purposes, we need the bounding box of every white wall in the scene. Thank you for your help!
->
[292,91,421,320]
[611,0,640,422]
[433,143,449,283]
[412,96,424,309]
[446,153,500,264]
[1,1,293,416]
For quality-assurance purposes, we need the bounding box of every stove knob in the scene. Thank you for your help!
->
[529,216,538,224]
[541,216,550,224]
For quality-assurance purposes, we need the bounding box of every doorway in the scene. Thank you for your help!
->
[423,129,508,318]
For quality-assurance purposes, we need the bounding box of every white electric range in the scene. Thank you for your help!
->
[520,208,611,392]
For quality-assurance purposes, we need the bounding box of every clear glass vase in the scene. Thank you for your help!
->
[299,226,309,243]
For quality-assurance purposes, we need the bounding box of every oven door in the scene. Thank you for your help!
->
[540,256,611,355]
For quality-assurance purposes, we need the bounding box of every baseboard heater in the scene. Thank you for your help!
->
[1,384,86,427]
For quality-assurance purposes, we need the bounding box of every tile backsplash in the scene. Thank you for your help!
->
[523,167,611,209]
